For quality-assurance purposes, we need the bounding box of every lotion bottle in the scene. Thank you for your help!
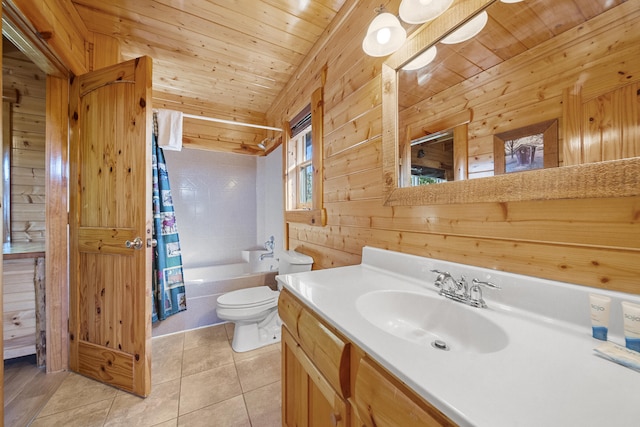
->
[622,301,640,352]
[590,294,611,341]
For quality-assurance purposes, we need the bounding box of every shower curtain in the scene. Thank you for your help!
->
[151,126,187,322]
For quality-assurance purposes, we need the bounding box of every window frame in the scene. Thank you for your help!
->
[284,86,325,227]
[287,123,313,210]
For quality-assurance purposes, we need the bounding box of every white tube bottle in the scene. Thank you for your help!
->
[622,301,640,352]
[590,294,611,341]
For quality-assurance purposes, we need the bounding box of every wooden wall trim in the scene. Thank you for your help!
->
[45,75,69,373]
[9,0,89,75]
[385,157,640,205]
[0,24,4,421]
[2,101,10,243]
[285,86,327,227]
[285,209,327,228]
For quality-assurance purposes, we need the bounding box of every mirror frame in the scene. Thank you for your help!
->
[382,0,640,206]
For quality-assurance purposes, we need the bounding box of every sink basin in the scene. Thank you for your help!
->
[356,290,509,354]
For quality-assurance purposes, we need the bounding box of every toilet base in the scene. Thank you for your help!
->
[230,310,282,352]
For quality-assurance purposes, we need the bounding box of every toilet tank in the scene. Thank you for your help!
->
[278,250,314,274]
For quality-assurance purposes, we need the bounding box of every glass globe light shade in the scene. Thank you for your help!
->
[362,12,407,57]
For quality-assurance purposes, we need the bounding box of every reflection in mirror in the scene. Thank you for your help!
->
[382,0,640,206]
[494,120,558,175]
[400,109,471,188]
[407,129,453,186]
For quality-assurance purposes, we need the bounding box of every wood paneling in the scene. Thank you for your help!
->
[152,90,271,155]
[3,258,37,359]
[12,0,90,75]
[3,49,46,244]
[269,0,640,295]
[91,33,121,70]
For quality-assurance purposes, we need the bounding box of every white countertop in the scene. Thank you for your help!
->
[277,247,640,427]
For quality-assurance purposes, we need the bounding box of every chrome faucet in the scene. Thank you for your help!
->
[259,236,275,260]
[430,270,500,308]
[468,278,501,308]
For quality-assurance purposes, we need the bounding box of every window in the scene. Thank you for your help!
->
[287,115,312,210]
[284,87,325,226]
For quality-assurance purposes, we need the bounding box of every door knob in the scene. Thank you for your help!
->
[147,238,157,248]
[125,237,144,250]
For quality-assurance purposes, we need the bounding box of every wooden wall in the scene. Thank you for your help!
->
[2,257,42,360]
[3,46,47,243]
[268,0,640,295]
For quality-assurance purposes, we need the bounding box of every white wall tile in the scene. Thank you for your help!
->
[163,148,258,268]
[257,145,284,255]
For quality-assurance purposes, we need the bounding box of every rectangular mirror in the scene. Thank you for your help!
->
[382,0,640,206]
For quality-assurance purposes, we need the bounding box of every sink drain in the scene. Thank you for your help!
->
[431,339,450,351]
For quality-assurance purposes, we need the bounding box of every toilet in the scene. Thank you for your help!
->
[216,250,314,352]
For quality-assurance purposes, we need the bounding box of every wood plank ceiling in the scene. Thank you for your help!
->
[67,0,624,154]
[70,0,347,153]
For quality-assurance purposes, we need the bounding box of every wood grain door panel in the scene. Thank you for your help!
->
[69,56,152,397]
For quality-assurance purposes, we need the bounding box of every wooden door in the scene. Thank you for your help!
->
[68,56,153,397]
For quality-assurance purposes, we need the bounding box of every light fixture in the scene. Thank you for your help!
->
[399,0,454,24]
[362,7,407,57]
[500,0,523,3]
[402,45,437,70]
[440,10,488,44]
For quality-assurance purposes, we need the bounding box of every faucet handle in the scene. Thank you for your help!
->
[471,278,500,289]
[430,269,450,288]
[469,279,500,308]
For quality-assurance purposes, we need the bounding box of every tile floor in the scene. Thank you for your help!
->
[29,323,281,427]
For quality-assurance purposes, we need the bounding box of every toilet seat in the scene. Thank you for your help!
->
[217,286,279,310]
[216,286,279,323]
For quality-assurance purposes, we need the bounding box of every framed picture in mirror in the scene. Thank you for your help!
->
[493,119,558,175]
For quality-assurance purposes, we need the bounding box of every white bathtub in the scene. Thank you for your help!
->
[152,250,278,337]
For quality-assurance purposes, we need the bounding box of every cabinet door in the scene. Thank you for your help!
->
[282,326,348,427]
[354,357,454,427]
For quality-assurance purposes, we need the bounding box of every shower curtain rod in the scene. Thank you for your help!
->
[182,113,283,132]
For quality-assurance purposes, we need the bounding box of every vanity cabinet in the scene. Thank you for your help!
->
[279,288,454,427]
[279,288,350,426]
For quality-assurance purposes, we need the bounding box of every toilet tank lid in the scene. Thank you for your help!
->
[280,250,314,265]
